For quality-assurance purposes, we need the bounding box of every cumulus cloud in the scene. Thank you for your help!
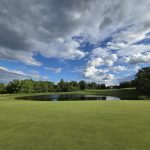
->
[92,48,111,57]
[39,38,86,60]
[1,0,150,84]
[84,52,118,84]
[121,52,150,64]
[84,67,99,78]
[104,54,118,66]
[0,0,92,65]
[88,54,118,67]
[82,0,150,84]
[1,0,150,64]
[84,66,116,85]
[0,66,47,83]
[88,57,103,67]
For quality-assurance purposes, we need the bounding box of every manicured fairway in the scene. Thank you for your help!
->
[0,94,150,150]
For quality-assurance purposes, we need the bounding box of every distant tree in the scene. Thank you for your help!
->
[97,84,102,89]
[5,79,56,94]
[68,81,79,91]
[46,81,55,92]
[0,83,5,94]
[57,79,69,92]
[6,79,21,93]
[87,82,97,89]
[2,78,113,94]
[19,79,34,93]
[34,81,55,93]
[57,79,65,92]
[33,81,42,93]
[135,67,150,95]
[119,81,133,88]
[101,84,106,89]
[79,80,86,90]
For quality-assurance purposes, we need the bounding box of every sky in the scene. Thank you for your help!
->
[0,0,150,85]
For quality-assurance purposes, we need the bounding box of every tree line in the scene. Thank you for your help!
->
[0,66,150,95]
[0,79,107,94]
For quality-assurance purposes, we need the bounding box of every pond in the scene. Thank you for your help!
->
[17,94,121,101]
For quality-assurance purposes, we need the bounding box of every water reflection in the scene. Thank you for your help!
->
[17,94,121,101]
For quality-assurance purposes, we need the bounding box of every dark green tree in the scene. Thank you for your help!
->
[68,81,79,91]
[79,80,86,90]
[135,67,150,95]
[119,81,135,88]
[19,79,34,93]
[101,84,106,89]
[0,83,5,93]
[57,79,69,92]
[6,79,21,93]
[34,81,55,93]
[87,82,97,89]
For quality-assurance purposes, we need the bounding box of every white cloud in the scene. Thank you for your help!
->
[111,66,127,72]
[40,38,86,60]
[107,42,128,50]
[84,66,99,78]
[92,48,110,57]
[0,48,42,66]
[88,57,103,67]
[1,0,150,84]
[121,52,150,64]
[44,67,62,73]
[81,0,150,85]
[104,54,118,66]
[116,44,150,57]
[88,53,118,68]
[1,0,150,66]
[0,66,47,83]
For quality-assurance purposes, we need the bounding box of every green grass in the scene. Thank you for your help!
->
[0,90,150,150]
[85,88,139,98]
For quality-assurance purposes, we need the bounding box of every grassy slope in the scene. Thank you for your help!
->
[0,90,150,150]
[85,88,139,98]
[3,88,140,100]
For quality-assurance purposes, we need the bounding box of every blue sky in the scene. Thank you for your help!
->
[0,0,150,85]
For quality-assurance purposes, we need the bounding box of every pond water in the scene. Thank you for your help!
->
[17,94,121,101]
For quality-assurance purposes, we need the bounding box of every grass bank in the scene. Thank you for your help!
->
[0,88,141,101]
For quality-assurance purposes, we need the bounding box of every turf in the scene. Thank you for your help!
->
[0,93,150,150]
